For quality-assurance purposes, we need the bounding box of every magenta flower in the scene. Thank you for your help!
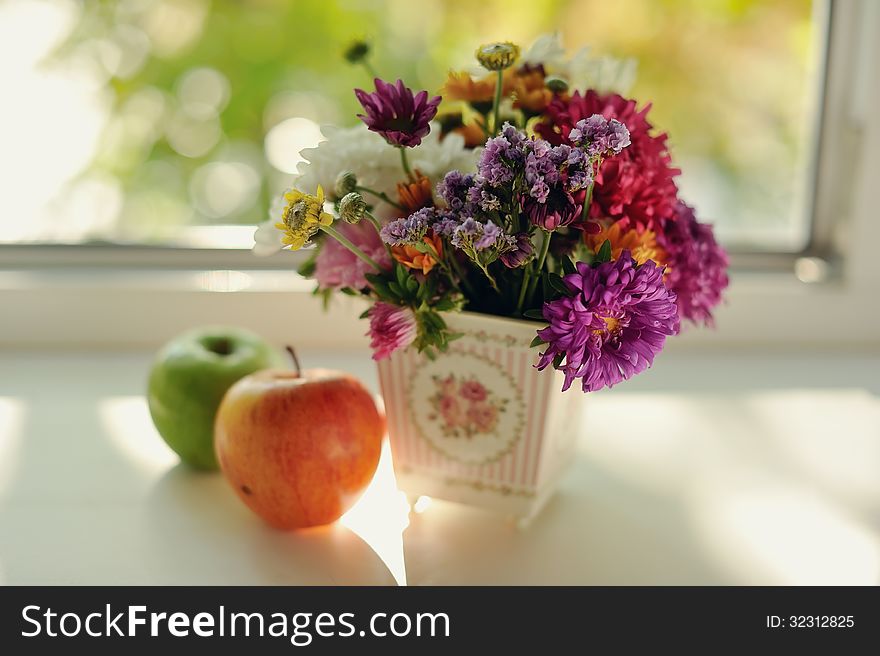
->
[355,78,441,148]
[536,254,679,392]
[659,202,729,327]
[367,302,417,360]
[315,221,391,290]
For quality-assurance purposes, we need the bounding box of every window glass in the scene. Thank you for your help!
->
[1,0,819,252]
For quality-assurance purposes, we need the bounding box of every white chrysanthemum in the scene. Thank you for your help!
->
[253,219,285,256]
[295,123,478,203]
[522,32,567,68]
[523,33,637,96]
[253,123,479,254]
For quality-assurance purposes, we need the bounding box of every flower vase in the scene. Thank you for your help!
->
[376,311,583,523]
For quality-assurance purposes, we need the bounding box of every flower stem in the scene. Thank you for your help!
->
[479,263,500,292]
[580,181,594,224]
[423,242,463,295]
[535,229,551,273]
[364,210,393,258]
[491,69,504,134]
[580,157,600,223]
[361,59,379,80]
[515,268,531,315]
[448,251,478,297]
[526,230,552,304]
[320,224,382,271]
[356,185,404,211]
[398,147,415,182]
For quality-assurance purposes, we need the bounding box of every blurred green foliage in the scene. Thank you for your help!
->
[62,0,815,248]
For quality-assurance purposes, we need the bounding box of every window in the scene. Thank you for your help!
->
[2,0,878,351]
[2,0,824,258]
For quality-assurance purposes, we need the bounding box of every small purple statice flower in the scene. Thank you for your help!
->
[451,219,507,252]
[429,210,461,238]
[478,122,528,186]
[450,218,481,249]
[474,221,503,250]
[355,78,441,148]
[569,114,631,158]
[380,207,433,246]
[500,232,534,268]
[436,171,475,210]
[536,254,679,392]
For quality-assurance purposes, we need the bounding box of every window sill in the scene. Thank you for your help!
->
[2,266,877,351]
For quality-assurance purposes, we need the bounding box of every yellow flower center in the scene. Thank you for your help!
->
[594,315,621,336]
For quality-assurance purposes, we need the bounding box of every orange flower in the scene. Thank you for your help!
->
[586,222,668,268]
[437,109,488,149]
[442,71,497,104]
[510,69,552,113]
[397,171,434,213]
[392,231,443,275]
[452,121,488,148]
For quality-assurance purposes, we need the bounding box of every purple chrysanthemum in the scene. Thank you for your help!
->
[367,302,417,360]
[659,201,729,327]
[536,254,679,392]
[355,78,441,148]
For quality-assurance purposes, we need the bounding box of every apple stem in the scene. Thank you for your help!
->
[285,345,302,377]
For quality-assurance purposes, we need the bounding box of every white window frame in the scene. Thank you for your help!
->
[1,0,878,350]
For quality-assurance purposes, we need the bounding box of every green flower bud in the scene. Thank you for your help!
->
[335,170,358,198]
[338,192,367,224]
[545,76,569,93]
[344,40,371,65]
[475,41,520,71]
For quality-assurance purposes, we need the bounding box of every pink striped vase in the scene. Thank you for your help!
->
[376,311,583,521]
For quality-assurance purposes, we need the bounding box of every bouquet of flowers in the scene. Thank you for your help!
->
[256,35,729,394]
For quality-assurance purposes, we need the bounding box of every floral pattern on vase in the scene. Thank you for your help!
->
[406,348,525,466]
[428,374,507,438]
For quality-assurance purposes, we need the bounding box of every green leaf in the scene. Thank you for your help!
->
[433,298,457,312]
[542,272,554,300]
[405,276,419,294]
[553,352,565,368]
[388,281,405,298]
[395,263,409,289]
[522,308,545,320]
[530,335,546,348]
[370,281,394,301]
[358,308,371,319]
[297,257,317,278]
[595,239,612,263]
[547,272,572,296]
[560,256,577,275]
[339,286,358,296]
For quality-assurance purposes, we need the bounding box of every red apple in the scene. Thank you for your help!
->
[214,368,384,529]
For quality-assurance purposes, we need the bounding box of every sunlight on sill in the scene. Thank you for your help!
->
[98,395,412,585]
[340,440,411,586]
[98,396,178,476]
[0,397,26,499]
[691,480,880,585]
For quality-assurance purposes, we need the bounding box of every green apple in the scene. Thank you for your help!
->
[147,327,284,470]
